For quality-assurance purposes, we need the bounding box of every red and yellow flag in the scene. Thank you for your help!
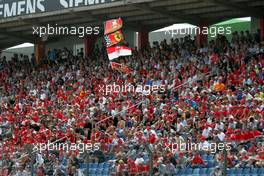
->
[104,30,124,47]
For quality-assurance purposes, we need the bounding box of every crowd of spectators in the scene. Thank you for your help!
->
[0,31,264,176]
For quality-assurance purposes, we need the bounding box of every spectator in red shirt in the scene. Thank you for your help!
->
[192,153,207,167]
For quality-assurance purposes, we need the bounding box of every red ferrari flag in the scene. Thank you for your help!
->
[104,18,123,35]
[122,64,132,74]
[104,30,124,47]
[110,62,122,71]
[110,62,132,74]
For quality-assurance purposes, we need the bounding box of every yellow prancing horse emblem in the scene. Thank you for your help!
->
[114,31,123,42]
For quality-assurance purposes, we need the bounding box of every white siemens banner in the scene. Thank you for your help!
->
[0,0,118,18]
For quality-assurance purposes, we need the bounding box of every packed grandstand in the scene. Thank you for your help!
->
[0,29,264,176]
[1,0,264,175]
